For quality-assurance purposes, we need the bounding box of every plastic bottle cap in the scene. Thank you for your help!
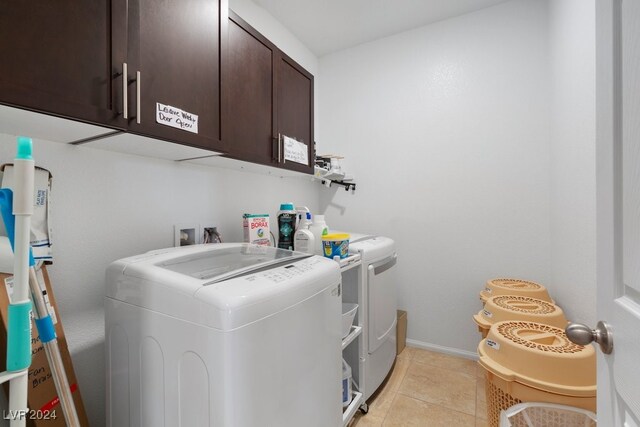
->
[280,203,295,211]
[306,212,312,220]
[16,136,33,160]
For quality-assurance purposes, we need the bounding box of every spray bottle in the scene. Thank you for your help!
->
[294,212,315,254]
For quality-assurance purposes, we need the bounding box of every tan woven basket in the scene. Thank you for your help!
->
[473,295,567,338]
[477,321,596,427]
[479,278,553,305]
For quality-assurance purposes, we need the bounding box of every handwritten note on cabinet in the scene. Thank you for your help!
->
[283,135,308,165]
[156,102,199,134]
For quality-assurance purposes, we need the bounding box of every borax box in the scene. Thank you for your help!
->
[243,214,271,246]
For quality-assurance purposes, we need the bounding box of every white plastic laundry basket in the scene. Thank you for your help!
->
[499,402,596,427]
[341,303,358,338]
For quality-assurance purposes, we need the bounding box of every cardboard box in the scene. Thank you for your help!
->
[243,214,271,246]
[396,310,407,356]
[0,266,89,426]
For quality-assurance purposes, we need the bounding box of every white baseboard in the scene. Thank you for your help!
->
[406,338,478,361]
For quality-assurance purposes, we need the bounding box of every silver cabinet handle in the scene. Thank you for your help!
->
[278,133,282,163]
[122,63,128,119]
[136,71,141,124]
[566,321,613,354]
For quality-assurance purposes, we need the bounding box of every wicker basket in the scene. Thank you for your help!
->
[480,278,553,305]
[478,321,596,427]
[473,295,567,338]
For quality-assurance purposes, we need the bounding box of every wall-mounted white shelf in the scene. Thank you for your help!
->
[185,154,309,178]
[342,391,364,427]
[315,165,346,181]
[342,325,362,350]
[335,253,361,272]
[0,104,111,143]
[0,105,222,162]
[314,166,356,192]
[338,250,367,425]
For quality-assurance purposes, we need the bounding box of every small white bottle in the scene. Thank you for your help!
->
[293,212,315,254]
[309,214,329,255]
[342,359,353,408]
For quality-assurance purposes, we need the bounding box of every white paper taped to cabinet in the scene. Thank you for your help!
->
[1,164,53,263]
[283,135,308,165]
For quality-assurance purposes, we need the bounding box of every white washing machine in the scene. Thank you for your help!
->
[349,234,397,400]
[105,243,342,427]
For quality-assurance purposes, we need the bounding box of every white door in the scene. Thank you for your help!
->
[591,0,640,425]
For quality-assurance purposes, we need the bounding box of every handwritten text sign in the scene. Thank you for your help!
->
[283,135,308,165]
[156,102,198,134]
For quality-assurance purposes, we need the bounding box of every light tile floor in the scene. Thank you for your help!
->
[349,346,488,427]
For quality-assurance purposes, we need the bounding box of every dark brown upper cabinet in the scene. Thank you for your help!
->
[0,1,123,127]
[223,11,314,174]
[275,52,314,174]
[222,12,277,165]
[115,0,227,152]
[0,0,226,153]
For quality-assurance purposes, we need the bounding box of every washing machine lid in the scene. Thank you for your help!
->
[106,243,341,330]
[347,233,373,244]
[156,244,308,284]
[348,234,396,263]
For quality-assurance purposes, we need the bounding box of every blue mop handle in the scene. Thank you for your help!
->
[0,189,35,267]
[0,189,56,346]
[0,188,33,371]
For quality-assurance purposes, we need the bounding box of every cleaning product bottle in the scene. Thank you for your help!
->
[309,214,329,255]
[342,359,353,408]
[293,212,315,254]
[277,203,297,250]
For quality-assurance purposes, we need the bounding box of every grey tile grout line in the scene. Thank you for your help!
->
[380,391,399,426]
[408,357,477,379]
[475,372,480,423]
[395,351,480,422]
[380,357,412,426]
[359,348,480,425]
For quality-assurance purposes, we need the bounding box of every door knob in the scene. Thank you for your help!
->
[565,321,613,354]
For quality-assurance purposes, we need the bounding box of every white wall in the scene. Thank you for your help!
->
[547,0,597,325]
[318,0,553,354]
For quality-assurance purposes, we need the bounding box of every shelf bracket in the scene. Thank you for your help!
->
[322,179,356,192]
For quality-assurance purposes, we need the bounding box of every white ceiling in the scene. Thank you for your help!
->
[252,0,511,56]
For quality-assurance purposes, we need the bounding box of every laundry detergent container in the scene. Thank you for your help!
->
[477,321,596,427]
[473,295,567,338]
[480,278,553,305]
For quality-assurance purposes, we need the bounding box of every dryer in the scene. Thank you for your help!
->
[349,234,398,400]
[105,243,342,427]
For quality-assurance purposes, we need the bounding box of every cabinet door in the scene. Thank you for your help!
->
[276,53,314,174]
[129,0,225,152]
[222,12,277,165]
[0,1,125,128]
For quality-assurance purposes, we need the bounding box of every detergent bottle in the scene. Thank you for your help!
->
[294,212,315,254]
[309,214,329,255]
[277,203,297,250]
[342,359,353,408]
